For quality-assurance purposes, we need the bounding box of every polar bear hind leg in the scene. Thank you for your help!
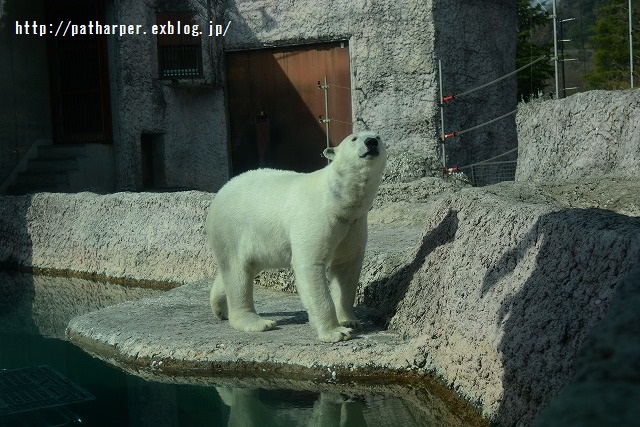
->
[217,266,277,332]
[210,274,228,319]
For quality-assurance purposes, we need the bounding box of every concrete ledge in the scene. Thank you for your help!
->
[367,186,640,425]
[3,182,640,426]
[0,191,215,286]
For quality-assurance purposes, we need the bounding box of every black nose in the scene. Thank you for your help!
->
[364,138,378,149]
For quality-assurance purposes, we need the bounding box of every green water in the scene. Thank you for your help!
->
[0,271,482,427]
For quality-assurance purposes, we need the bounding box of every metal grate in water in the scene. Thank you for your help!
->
[0,366,94,416]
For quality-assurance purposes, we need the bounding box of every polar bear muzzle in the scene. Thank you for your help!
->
[360,137,381,158]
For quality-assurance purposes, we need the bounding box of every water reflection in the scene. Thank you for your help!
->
[0,271,161,338]
[216,388,368,427]
[0,271,484,426]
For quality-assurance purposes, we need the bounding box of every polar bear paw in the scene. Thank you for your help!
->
[319,326,353,343]
[339,319,362,330]
[230,313,277,332]
[211,298,228,320]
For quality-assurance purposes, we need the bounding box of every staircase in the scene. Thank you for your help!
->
[5,144,115,195]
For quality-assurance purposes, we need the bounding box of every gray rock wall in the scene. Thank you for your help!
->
[2,182,640,425]
[516,90,640,182]
[532,266,640,427]
[363,186,640,425]
[0,192,216,285]
[111,0,229,191]
[0,0,516,191]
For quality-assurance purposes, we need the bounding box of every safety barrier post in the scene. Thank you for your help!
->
[438,60,446,169]
[318,77,331,164]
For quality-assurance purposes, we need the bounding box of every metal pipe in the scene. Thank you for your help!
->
[560,19,567,97]
[630,0,635,88]
[438,60,446,169]
[323,76,330,161]
[454,55,548,99]
[552,0,559,99]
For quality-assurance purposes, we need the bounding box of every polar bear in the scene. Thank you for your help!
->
[205,130,386,342]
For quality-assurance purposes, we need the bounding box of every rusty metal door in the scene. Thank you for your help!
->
[226,42,352,175]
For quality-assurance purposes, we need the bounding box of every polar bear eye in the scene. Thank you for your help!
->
[351,136,357,141]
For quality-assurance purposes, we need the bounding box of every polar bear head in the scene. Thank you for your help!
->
[321,131,386,216]
[322,131,387,172]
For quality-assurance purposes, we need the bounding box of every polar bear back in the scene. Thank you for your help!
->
[206,168,319,270]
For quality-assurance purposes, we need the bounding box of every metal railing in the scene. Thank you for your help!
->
[459,147,518,187]
[461,160,517,187]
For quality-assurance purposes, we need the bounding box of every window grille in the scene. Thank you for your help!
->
[156,12,203,79]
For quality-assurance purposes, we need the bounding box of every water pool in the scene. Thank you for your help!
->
[0,271,485,426]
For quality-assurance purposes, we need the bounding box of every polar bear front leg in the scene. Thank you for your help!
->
[293,260,353,343]
[329,220,367,330]
[328,257,363,331]
[221,267,277,332]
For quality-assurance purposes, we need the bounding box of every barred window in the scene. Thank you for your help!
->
[156,12,203,79]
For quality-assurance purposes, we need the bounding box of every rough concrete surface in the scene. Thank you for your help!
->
[532,266,640,427]
[368,186,640,425]
[64,280,488,427]
[516,89,640,182]
[2,169,640,426]
[109,0,229,192]
[2,170,640,426]
[0,191,216,286]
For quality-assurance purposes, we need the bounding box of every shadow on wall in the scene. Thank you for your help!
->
[0,1,52,187]
[432,2,517,168]
[532,266,640,426]
[363,209,459,325]
[481,208,640,425]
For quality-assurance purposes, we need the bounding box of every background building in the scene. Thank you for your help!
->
[0,0,516,194]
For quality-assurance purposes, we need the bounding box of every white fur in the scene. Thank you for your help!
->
[205,131,386,342]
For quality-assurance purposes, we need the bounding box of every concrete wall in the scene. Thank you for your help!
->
[533,266,640,427]
[112,0,229,191]
[3,183,639,425]
[366,188,640,425]
[516,90,640,182]
[0,191,216,286]
[222,0,517,177]
[434,1,518,168]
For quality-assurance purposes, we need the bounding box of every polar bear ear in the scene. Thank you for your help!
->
[322,147,336,161]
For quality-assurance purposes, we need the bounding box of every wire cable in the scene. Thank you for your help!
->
[443,109,518,140]
[444,55,549,101]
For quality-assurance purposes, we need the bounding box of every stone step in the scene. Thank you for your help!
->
[15,171,70,187]
[7,144,89,195]
[36,144,87,160]
[27,157,80,174]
